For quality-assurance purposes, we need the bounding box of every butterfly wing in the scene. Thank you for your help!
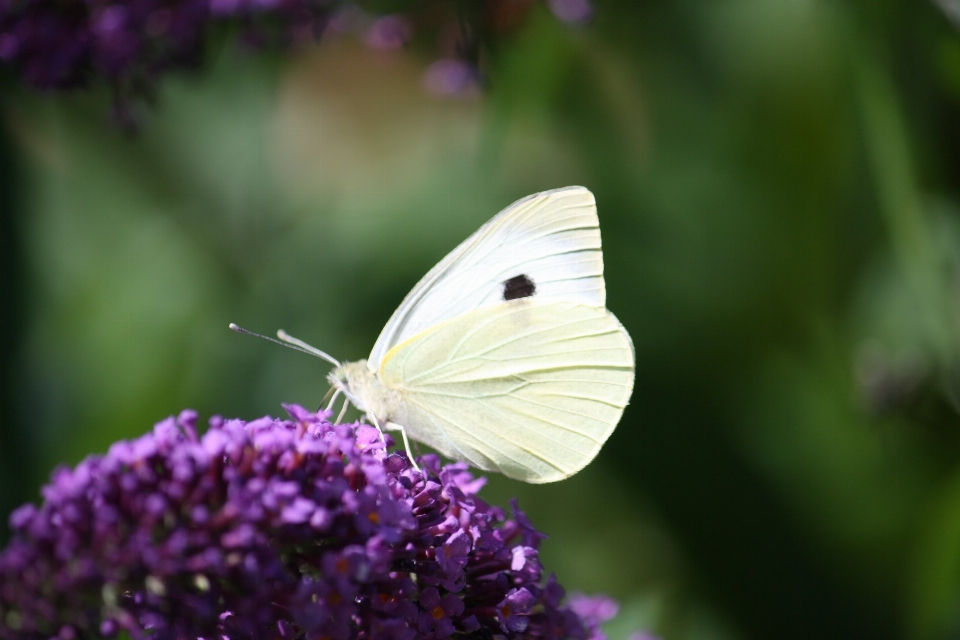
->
[378,300,634,483]
[368,187,605,369]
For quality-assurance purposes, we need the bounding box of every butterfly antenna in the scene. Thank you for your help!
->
[229,324,341,367]
[276,329,341,367]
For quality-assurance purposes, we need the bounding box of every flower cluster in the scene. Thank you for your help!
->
[0,0,331,92]
[0,0,593,99]
[0,405,617,640]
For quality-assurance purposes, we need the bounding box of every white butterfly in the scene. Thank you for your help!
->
[233,186,634,483]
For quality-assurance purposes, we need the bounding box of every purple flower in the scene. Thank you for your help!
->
[0,405,616,640]
[0,0,330,100]
[498,586,537,633]
[0,0,212,90]
[364,14,412,51]
[436,529,471,583]
[0,1,587,109]
[548,0,594,23]
[417,586,464,638]
[423,57,480,97]
[569,593,621,636]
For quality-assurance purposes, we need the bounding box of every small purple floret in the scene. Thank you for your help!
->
[569,593,621,628]
[0,406,613,640]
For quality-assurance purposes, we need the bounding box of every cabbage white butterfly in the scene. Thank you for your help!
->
[233,187,634,483]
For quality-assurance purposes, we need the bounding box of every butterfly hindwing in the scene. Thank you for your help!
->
[367,187,605,369]
[378,299,634,483]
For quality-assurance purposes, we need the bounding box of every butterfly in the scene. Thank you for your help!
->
[232,187,634,483]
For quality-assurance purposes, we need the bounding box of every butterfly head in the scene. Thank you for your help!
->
[328,360,373,413]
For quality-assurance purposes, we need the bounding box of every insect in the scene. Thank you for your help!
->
[232,187,634,483]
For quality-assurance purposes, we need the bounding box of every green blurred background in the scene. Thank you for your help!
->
[7,0,960,638]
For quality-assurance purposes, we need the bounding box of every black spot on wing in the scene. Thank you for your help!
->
[502,274,536,300]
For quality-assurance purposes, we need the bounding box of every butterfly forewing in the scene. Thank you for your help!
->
[368,187,605,369]
[378,300,634,483]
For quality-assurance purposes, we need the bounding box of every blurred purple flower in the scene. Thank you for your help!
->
[569,593,621,629]
[0,0,209,89]
[364,14,412,51]
[0,0,593,110]
[0,0,332,93]
[0,406,615,640]
[548,0,593,23]
[423,57,479,97]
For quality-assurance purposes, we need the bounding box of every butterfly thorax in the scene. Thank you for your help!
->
[329,360,400,424]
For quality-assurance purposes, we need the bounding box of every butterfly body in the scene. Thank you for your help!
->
[329,360,397,422]
[327,187,635,484]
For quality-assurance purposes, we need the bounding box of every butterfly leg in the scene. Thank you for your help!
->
[335,398,351,424]
[367,412,385,436]
[384,421,421,472]
[365,416,421,472]
[324,388,341,412]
